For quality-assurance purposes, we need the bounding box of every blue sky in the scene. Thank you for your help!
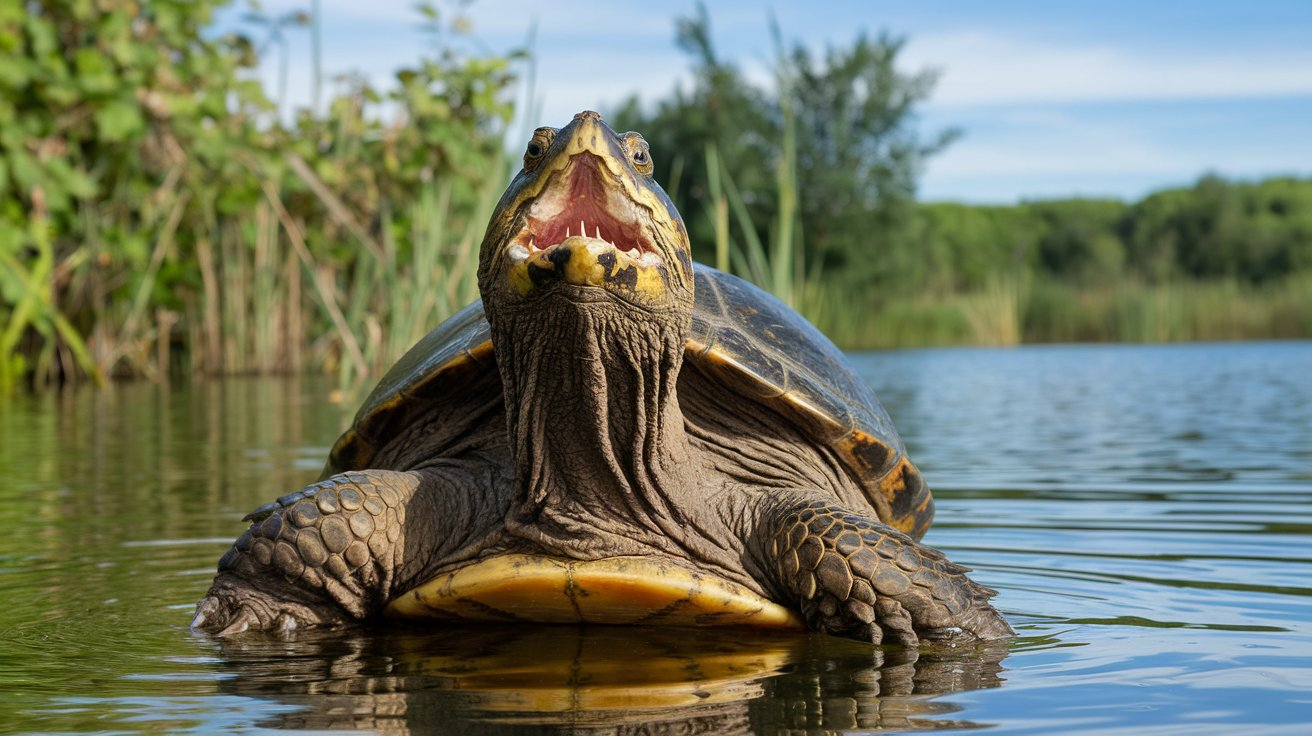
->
[230,0,1312,203]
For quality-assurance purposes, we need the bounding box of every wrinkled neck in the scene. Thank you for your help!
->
[490,297,695,553]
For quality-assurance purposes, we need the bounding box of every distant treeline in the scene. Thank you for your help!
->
[873,176,1312,348]
[612,7,1312,348]
[918,176,1312,291]
[1,2,1308,392]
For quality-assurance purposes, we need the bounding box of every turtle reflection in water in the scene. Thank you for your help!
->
[193,111,1011,645]
[213,626,1009,734]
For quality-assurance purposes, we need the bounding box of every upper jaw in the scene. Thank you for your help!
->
[505,152,663,268]
[496,152,678,302]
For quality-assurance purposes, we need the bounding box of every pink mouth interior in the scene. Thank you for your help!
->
[525,156,654,255]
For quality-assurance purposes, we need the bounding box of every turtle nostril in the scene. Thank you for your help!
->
[547,246,572,268]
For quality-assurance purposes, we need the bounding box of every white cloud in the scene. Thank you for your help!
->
[925,110,1185,177]
[230,2,1312,203]
[252,0,676,41]
[249,0,427,23]
[906,31,1312,106]
[919,106,1312,202]
[246,3,1312,109]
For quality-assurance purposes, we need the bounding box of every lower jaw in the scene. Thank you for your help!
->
[385,553,804,629]
[504,241,673,303]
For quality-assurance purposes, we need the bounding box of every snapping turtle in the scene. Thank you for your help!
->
[193,111,1011,644]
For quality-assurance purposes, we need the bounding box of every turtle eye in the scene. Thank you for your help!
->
[523,127,556,170]
[624,133,653,175]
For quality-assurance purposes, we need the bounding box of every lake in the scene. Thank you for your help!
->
[1,341,1309,734]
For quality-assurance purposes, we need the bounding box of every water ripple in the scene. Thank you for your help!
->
[1,346,1309,733]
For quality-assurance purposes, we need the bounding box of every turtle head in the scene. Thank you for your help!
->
[477,111,694,315]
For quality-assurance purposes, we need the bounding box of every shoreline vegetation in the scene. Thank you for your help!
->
[2,2,1309,392]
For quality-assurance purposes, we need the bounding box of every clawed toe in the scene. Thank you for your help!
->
[216,616,251,637]
[190,600,212,630]
[190,594,254,636]
[876,598,918,647]
[195,601,303,638]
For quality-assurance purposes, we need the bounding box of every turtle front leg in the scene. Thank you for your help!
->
[745,493,1013,645]
[193,466,499,636]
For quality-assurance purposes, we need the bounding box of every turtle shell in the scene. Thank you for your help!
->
[326,265,934,540]
[683,268,933,539]
[325,300,494,475]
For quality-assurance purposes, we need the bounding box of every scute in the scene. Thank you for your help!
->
[686,268,934,538]
[325,300,491,475]
[326,265,933,538]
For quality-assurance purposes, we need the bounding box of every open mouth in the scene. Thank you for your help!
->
[507,153,661,264]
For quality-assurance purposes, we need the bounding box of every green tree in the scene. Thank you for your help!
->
[1026,199,1128,285]
[1125,175,1312,283]
[912,203,1039,292]
[785,32,956,288]
[610,4,953,292]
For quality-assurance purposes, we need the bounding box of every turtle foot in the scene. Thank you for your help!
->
[770,499,1013,645]
[192,573,343,636]
[193,470,423,636]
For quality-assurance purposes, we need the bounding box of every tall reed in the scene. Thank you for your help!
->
[1024,275,1312,344]
[176,150,511,392]
[0,198,103,393]
[700,66,808,314]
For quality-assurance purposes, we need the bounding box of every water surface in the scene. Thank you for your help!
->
[1,341,1309,734]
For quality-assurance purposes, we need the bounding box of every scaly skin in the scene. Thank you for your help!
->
[761,496,1012,644]
[195,458,517,635]
[193,471,419,635]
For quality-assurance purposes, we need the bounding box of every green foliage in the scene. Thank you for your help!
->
[908,203,1038,293]
[908,176,1312,294]
[1,0,262,389]
[3,2,1310,391]
[868,177,1312,347]
[1126,175,1312,283]
[1020,274,1312,344]
[1,0,519,390]
[610,4,953,295]
[0,202,100,391]
[1027,199,1128,285]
